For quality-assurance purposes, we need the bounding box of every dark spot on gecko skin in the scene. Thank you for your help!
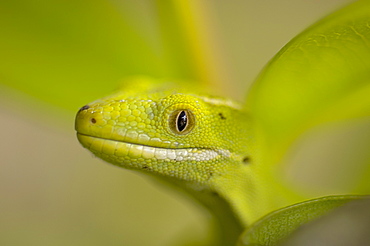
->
[211,191,219,197]
[142,165,149,170]
[90,118,96,124]
[242,156,251,164]
[207,171,214,179]
[78,105,90,113]
[218,113,226,120]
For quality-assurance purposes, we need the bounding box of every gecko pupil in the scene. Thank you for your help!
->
[177,111,187,132]
[169,109,194,135]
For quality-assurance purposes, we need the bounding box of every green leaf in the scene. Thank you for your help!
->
[238,195,364,246]
[245,0,370,210]
[248,0,370,148]
[279,196,370,246]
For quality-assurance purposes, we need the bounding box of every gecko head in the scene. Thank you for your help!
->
[75,78,250,186]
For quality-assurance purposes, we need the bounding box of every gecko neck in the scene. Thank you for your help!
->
[192,189,243,246]
[151,174,243,246]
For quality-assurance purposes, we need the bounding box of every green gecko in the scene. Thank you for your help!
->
[75,78,280,245]
[75,1,370,244]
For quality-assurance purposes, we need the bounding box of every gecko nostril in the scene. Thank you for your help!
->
[90,118,97,124]
[242,156,251,164]
[78,105,90,113]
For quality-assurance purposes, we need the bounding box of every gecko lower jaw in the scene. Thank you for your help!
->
[76,133,223,162]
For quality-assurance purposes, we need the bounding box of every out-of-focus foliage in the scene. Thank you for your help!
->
[238,195,364,246]
[0,0,224,111]
[247,0,370,203]
[1,0,162,110]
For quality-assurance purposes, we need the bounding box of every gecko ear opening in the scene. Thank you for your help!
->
[168,109,195,135]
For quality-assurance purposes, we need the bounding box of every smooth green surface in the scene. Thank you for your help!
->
[280,197,370,246]
[239,195,363,246]
[246,0,370,200]
[247,0,370,163]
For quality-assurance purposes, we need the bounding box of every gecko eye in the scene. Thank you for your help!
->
[169,109,194,135]
[177,111,187,132]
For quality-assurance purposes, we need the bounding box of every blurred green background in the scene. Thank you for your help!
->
[0,0,360,245]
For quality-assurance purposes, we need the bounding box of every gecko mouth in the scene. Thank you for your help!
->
[76,133,224,162]
[77,132,184,150]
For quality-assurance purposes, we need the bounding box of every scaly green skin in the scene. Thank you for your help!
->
[75,78,267,244]
[74,1,370,245]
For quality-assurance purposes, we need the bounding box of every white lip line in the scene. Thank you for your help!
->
[77,133,230,162]
[77,132,204,151]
